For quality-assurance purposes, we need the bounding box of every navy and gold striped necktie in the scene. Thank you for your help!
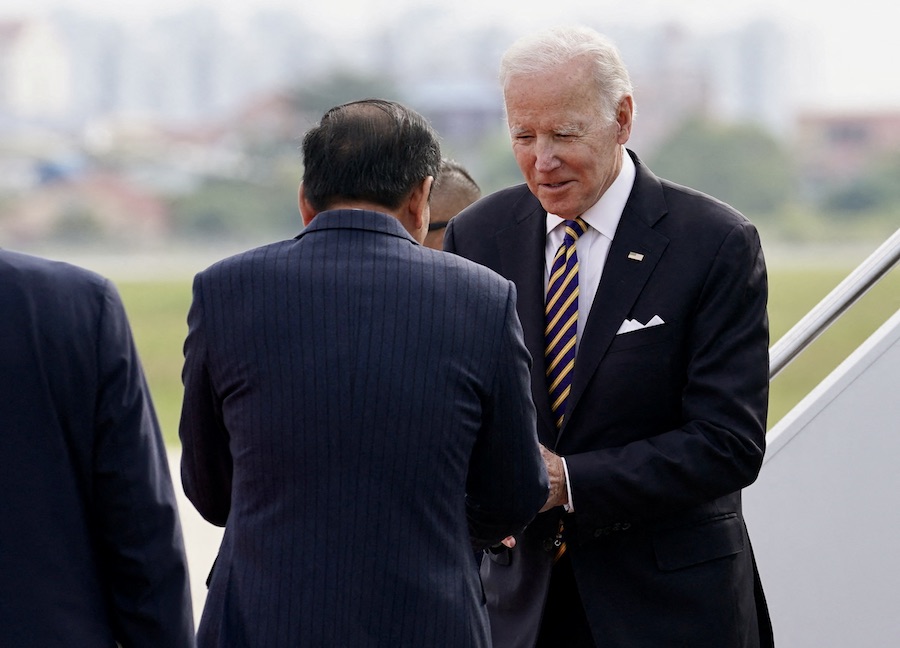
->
[545,217,586,564]
[545,217,587,431]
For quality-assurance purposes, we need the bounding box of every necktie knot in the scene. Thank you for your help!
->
[562,217,587,245]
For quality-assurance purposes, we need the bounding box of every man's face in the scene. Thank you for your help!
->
[504,56,632,219]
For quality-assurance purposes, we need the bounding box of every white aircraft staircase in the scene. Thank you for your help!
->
[744,228,900,647]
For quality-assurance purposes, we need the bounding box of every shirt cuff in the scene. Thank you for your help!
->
[561,456,574,512]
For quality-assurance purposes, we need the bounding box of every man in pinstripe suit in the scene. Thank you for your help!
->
[179,99,549,647]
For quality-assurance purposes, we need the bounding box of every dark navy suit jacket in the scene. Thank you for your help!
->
[180,210,548,647]
[0,250,194,647]
[445,152,774,647]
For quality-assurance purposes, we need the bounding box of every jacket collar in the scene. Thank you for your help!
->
[296,209,419,245]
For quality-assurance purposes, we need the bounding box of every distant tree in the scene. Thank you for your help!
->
[52,204,103,243]
[647,118,794,217]
[823,179,884,213]
[289,71,401,118]
[822,152,900,215]
[169,177,301,243]
[470,131,524,195]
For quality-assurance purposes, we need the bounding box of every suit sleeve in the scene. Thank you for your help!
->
[443,217,459,254]
[179,272,233,526]
[465,281,549,550]
[91,280,195,648]
[566,221,769,523]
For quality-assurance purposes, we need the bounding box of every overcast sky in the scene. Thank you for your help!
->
[3,0,898,112]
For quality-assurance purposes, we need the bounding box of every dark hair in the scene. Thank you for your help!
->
[302,99,442,212]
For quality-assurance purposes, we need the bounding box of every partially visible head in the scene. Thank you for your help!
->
[300,99,442,241]
[500,26,635,218]
[423,159,482,250]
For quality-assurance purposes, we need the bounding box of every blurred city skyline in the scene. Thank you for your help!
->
[2,0,897,255]
[1,0,899,113]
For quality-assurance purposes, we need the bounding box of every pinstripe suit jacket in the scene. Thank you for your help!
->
[0,250,194,647]
[179,209,548,647]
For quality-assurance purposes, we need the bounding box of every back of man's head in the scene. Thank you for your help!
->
[432,160,481,218]
[424,159,482,250]
[301,99,442,213]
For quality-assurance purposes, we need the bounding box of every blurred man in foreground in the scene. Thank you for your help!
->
[423,158,482,250]
[446,26,773,647]
[0,249,194,647]
[180,98,548,647]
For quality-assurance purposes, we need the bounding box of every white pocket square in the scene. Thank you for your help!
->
[616,315,665,335]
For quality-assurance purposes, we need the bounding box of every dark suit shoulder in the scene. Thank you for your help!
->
[452,183,539,233]
[1,249,109,295]
[197,239,296,279]
[628,153,753,240]
[0,250,114,331]
[421,244,511,285]
[658,177,753,231]
[644,180,764,281]
[414,246,518,319]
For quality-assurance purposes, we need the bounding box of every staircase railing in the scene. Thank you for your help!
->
[769,227,900,380]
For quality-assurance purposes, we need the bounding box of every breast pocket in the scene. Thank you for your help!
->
[608,322,671,353]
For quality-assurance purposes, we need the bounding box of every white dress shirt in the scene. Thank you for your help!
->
[543,148,636,511]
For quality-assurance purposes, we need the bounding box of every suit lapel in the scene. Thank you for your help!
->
[495,200,558,439]
[560,155,670,442]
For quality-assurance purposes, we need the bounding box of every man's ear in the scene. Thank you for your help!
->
[616,95,634,144]
[298,183,318,226]
[407,175,434,236]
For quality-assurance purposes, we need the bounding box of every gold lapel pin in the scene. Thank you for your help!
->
[627,252,644,261]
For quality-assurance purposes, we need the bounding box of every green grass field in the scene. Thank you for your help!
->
[117,258,900,447]
[118,279,193,446]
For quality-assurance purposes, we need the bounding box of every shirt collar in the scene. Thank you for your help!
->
[545,146,636,239]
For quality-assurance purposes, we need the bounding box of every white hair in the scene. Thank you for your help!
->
[499,25,634,125]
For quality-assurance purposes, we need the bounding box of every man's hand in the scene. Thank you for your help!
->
[491,447,567,548]
[539,444,568,512]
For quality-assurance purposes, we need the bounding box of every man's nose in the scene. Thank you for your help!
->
[534,140,561,173]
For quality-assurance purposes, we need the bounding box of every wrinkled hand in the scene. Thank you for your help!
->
[539,445,568,512]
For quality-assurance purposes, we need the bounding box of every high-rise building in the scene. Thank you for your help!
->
[0,19,72,124]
